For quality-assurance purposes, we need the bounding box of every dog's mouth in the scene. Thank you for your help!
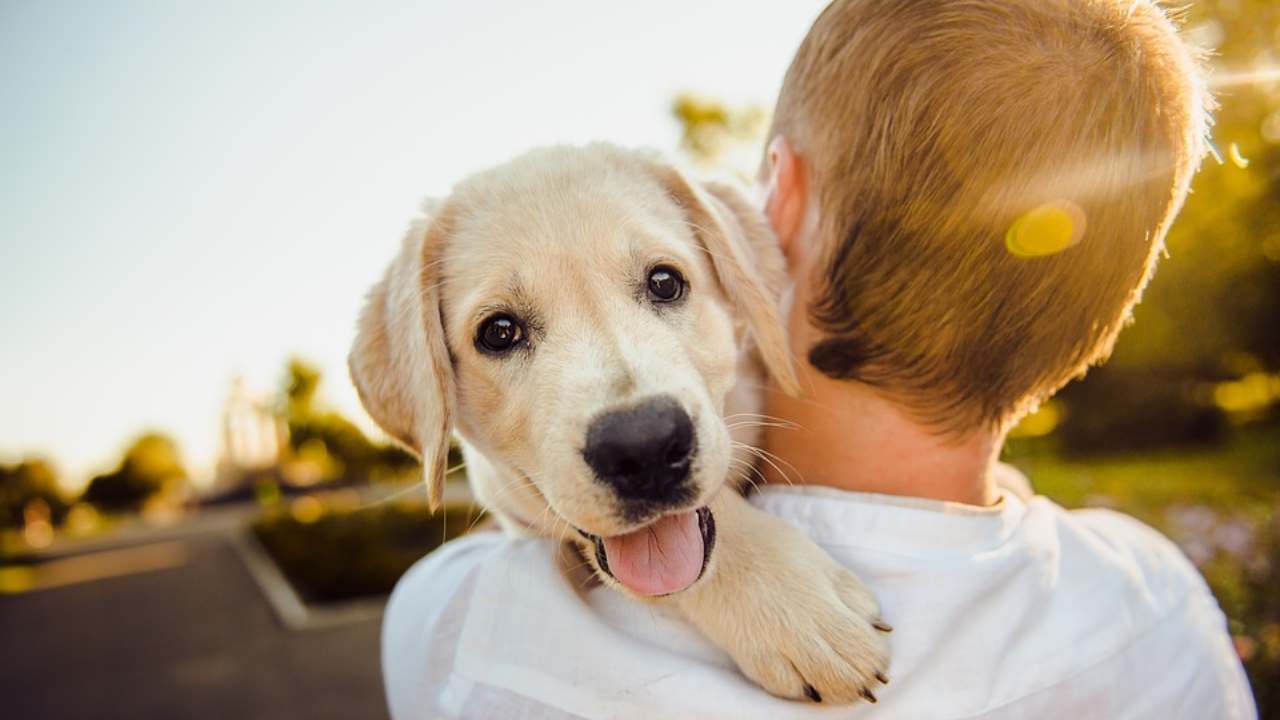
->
[579,506,715,597]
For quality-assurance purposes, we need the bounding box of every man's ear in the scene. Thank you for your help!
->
[649,162,800,396]
[762,136,809,264]
[349,201,456,510]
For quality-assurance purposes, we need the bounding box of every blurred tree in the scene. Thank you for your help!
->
[285,357,321,419]
[1109,3,1280,373]
[672,93,767,178]
[280,358,418,484]
[0,459,68,529]
[1054,0,1280,452]
[82,433,187,512]
[1241,507,1280,716]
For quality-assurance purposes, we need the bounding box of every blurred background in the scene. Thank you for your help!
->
[1,1,1277,717]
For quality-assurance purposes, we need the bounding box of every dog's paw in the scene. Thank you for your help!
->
[731,562,891,704]
[675,492,892,704]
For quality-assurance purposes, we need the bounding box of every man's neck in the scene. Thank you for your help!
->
[759,370,1002,507]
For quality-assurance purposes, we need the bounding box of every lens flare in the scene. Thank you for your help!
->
[1005,202,1086,259]
[1228,142,1250,169]
[1210,67,1280,89]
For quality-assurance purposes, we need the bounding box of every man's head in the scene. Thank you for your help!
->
[761,0,1211,434]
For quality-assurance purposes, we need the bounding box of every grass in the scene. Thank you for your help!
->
[1006,425,1279,523]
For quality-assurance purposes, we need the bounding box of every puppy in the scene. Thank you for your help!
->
[350,144,890,703]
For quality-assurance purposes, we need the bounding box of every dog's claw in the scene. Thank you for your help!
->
[861,688,878,703]
[875,671,889,685]
[872,619,894,633]
[690,497,891,706]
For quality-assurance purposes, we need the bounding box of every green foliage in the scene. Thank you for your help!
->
[280,357,419,484]
[284,357,322,419]
[1065,1,1280,451]
[671,93,767,178]
[0,459,67,529]
[82,433,186,512]
[1241,512,1280,715]
[1055,366,1228,455]
[252,499,476,603]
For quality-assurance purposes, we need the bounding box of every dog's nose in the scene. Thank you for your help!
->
[583,396,695,504]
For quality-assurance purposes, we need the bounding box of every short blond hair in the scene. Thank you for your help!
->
[770,0,1211,432]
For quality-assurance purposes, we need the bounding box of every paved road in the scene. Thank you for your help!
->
[1,534,389,719]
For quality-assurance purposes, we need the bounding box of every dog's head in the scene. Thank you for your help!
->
[350,144,795,595]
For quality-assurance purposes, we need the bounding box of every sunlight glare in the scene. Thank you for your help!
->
[1210,66,1280,88]
[1005,202,1085,259]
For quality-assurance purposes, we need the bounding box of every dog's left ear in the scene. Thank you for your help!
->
[650,163,800,396]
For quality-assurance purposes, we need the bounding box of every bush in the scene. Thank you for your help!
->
[252,499,477,603]
[288,413,419,482]
[281,358,420,484]
[1055,365,1227,456]
[83,433,186,512]
[0,459,67,529]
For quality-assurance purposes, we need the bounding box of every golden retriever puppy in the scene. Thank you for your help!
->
[350,144,890,703]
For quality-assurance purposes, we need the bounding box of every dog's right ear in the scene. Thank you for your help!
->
[349,203,456,510]
[645,162,801,397]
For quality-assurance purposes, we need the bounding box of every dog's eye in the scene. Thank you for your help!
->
[476,314,524,354]
[647,266,685,303]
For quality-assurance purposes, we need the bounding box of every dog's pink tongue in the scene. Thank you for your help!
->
[601,511,703,596]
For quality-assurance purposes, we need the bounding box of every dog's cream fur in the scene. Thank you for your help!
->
[350,144,890,703]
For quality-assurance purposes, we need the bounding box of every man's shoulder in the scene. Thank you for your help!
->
[381,497,1255,719]
[1011,500,1255,717]
[747,487,1253,716]
[1031,499,1213,609]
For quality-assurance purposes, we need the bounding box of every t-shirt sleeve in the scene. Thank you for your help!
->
[381,532,506,720]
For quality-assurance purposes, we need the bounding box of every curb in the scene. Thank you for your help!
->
[230,529,387,631]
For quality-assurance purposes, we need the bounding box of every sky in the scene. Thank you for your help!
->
[0,0,829,489]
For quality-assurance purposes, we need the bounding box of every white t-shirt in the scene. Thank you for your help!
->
[382,485,1256,719]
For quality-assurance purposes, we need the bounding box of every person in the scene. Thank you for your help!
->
[381,0,1257,717]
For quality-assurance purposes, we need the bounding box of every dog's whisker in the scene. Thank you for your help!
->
[726,420,801,432]
[734,443,790,486]
[755,455,800,487]
[532,498,563,535]
[723,412,804,429]
[575,561,607,592]
[354,481,426,511]
[742,440,798,474]
[729,455,770,491]
[549,512,574,543]
[463,506,491,534]
[728,457,766,494]
[733,441,802,486]
[746,443,805,484]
